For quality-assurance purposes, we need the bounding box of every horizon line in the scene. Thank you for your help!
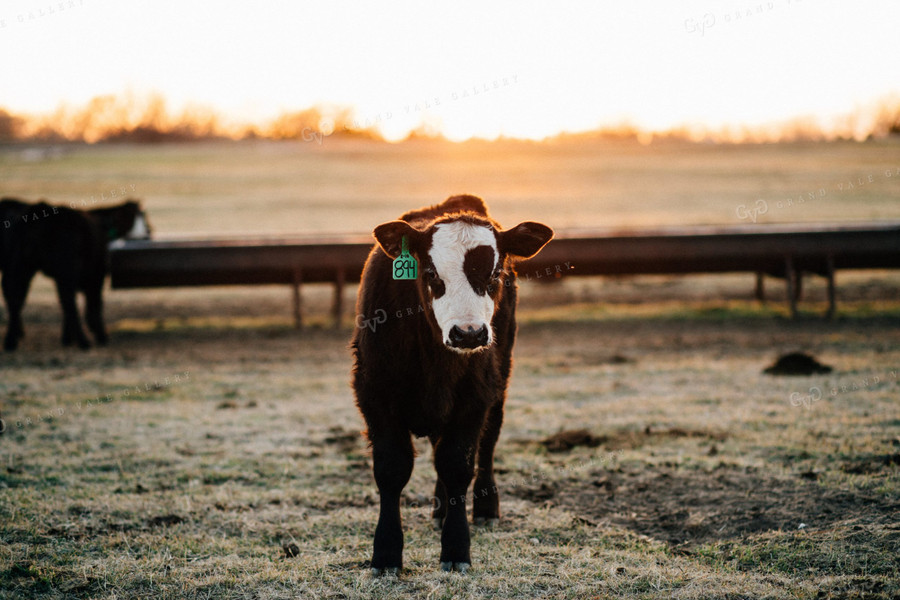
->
[2,93,899,146]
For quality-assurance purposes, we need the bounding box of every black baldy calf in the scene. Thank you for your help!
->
[351,195,553,574]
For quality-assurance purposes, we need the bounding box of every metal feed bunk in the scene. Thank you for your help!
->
[109,222,900,325]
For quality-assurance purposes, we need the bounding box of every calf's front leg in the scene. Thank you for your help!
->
[433,432,478,572]
[369,427,414,575]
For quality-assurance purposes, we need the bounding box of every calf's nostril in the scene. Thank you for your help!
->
[448,325,489,349]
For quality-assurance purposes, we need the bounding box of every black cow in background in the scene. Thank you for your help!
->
[0,198,150,351]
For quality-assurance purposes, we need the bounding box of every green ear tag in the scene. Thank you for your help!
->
[392,236,418,280]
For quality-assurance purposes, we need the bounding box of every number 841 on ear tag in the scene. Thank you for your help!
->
[393,236,418,280]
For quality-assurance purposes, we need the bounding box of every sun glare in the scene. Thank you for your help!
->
[1,1,898,143]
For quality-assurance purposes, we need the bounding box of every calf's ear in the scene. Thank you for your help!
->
[373,220,424,259]
[499,222,554,259]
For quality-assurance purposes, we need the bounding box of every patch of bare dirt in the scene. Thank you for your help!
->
[840,453,900,474]
[545,352,635,369]
[525,463,899,548]
[45,512,187,540]
[540,429,603,452]
[536,426,727,453]
[509,482,558,503]
[322,426,362,454]
[147,514,185,528]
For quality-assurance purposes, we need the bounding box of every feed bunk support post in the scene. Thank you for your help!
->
[825,255,836,320]
[333,268,345,329]
[292,268,303,330]
[785,255,798,319]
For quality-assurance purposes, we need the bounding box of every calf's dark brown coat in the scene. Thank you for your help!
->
[352,195,552,574]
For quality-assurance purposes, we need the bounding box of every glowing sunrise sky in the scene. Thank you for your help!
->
[1,0,899,141]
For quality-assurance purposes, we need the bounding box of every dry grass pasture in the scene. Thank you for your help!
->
[1,139,899,598]
[1,272,898,600]
[1,137,899,235]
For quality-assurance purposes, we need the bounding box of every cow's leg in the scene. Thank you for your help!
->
[473,399,504,527]
[369,425,414,575]
[2,270,35,352]
[433,429,479,572]
[54,277,90,349]
[84,277,108,345]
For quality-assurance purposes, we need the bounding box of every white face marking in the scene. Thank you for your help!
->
[125,213,150,239]
[428,221,498,353]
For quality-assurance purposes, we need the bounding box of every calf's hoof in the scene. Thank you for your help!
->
[371,567,401,577]
[474,517,499,528]
[61,334,91,349]
[5,331,22,351]
[440,561,471,574]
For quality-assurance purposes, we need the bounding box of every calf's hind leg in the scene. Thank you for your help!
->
[430,435,448,530]
[473,399,503,527]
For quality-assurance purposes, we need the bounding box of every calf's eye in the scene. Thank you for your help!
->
[425,268,445,298]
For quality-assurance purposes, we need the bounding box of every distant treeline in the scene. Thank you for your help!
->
[0,95,377,144]
[2,94,899,144]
